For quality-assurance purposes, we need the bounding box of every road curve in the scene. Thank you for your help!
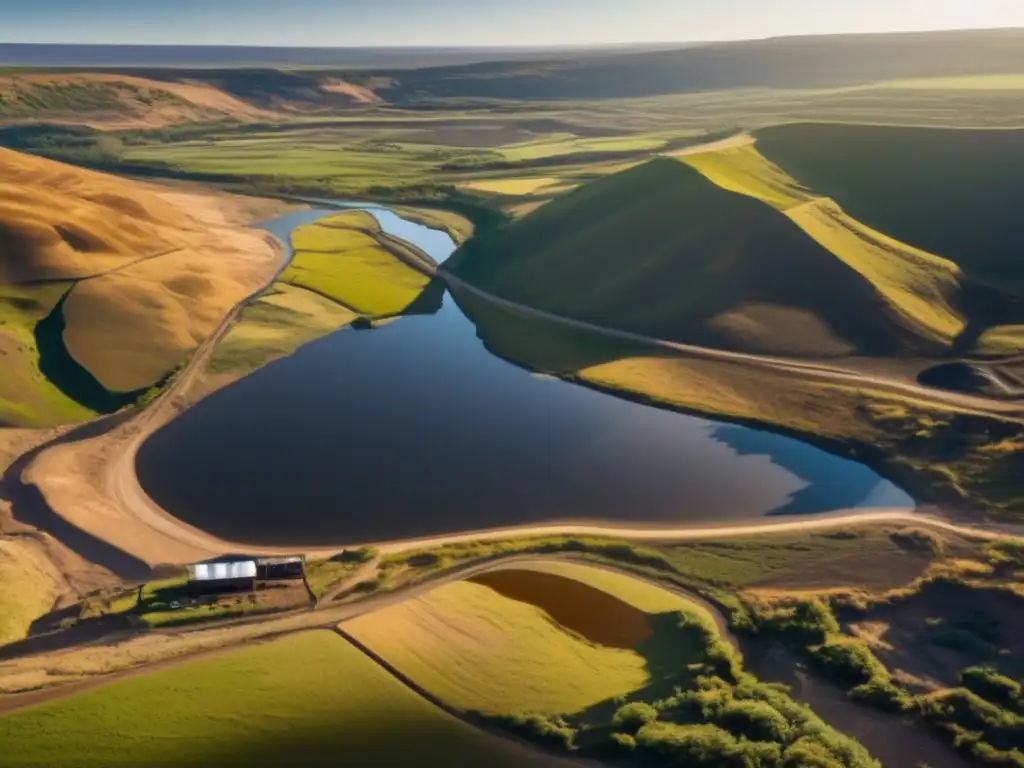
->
[440,272,1024,420]
[0,554,734,716]
[14,206,1024,575]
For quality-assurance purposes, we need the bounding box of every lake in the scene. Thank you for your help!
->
[135,205,913,546]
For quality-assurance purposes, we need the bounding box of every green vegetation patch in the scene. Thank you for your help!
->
[448,157,947,358]
[756,123,1024,296]
[350,561,878,765]
[283,212,430,317]
[744,548,1024,767]
[0,282,96,427]
[305,548,377,599]
[0,631,554,767]
[207,283,358,381]
[0,540,61,647]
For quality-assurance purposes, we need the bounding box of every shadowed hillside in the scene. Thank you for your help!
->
[756,123,1024,297]
[446,158,947,358]
[0,148,281,426]
[375,29,1024,102]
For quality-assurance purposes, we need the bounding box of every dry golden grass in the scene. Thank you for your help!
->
[0,148,187,283]
[681,144,811,211]
[0,148,283,399]
[976,325,1024,355]
[462,177,559,196]
[788,199,965,345]
[344,580,648,716]
[0,73,272,129]
[0,539,62,646]
[63,241,273,393]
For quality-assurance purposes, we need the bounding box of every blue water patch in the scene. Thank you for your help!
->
[137,205,914,546]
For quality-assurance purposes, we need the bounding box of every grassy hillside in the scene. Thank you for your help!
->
[756,123,1024,297]
[448,156,952,358]
[373,29,1024,102]
[0,631,565,767]
[283,211,431,316]
[0,72,272,128]
[679,142,969,348]
[0,539,62,647]
[346,562,879,766]
[346,577,652,715]
[0,147,281,423]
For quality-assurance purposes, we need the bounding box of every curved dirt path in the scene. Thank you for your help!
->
[12,205,1024,578]
[440,273,1024,419]
[0,555,733,713]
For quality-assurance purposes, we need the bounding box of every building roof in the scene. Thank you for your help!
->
[189,560,257,582]
[255,556,304,566]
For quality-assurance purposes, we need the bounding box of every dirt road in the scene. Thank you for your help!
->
[440,272,1024,420]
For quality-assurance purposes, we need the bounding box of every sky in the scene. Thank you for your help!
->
[4,0,1024,47]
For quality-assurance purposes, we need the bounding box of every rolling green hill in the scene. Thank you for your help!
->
[446,157,954,358]
[756,123,1024,298]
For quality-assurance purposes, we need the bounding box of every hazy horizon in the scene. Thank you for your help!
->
[6,0,1024,47]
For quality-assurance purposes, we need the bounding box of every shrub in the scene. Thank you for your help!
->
[850,679,914,713]
[924,688,1024,754]
[609,732,636,751]
[636,722,781,767]
[890,529,945,556]
[716,699,792,743]
[489,713,576,750]
[810,638,890,687]
[982,540,1024,569]
[962,667,1023,711]
[613,702,659,730]
[782,737,847,768]
[760,599,840,644]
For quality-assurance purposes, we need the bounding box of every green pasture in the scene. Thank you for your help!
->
[206,283,358,381]
[0,282,96,427]
[282,213,430,316]
[756,123,1024,296]
[0,631,560,767]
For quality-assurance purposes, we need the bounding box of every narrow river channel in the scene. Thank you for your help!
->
[135,205,913,546]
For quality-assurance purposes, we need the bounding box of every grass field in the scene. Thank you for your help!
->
[0,631,564,767]
[345,576,653,716]
[206,283,357,383]
[756,123,1024,297]
[349,560,879,765]
[0,539,62,647]
[0,147,283,421]
[282,211,431,316]
[305,548,376,599]
[448,155,961,358]
[0,282,96,426]
[462,177,560,196]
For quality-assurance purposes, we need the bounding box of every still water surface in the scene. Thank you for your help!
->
[135,206,913,546]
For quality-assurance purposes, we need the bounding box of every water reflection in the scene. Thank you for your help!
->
[134,206,913,547]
